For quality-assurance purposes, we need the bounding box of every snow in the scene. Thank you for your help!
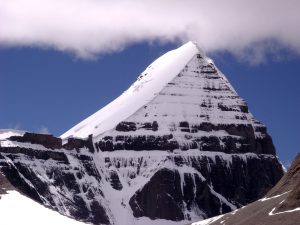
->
[0,41,278,225]
[1,139,55,151]
[268,207,300,216]
[0,191,88,225]
[265,191,300,216]
[0,129,25,140]
[91,149,269,224]
[60,40,269,156]
[259,191,290,202]
[191,215,223,225]
[61,41,199,140]
[0,125,277,225]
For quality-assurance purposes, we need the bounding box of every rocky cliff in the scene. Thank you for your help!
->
[191,153,300,225]
[0,42,284,225]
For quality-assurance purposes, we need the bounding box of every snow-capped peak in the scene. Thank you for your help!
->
[61,42,200,140]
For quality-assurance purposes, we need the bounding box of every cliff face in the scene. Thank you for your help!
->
[0,132,110,225]
[0,133,282,224]
[94,52,275,156]
[190,154,300,225]
[0,42,284,225]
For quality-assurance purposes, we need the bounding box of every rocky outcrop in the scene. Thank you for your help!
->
[93,53,276,157]
[0,172,14,195]
[0,132,284,224]
[9,132,62,149]
[190,154,300,225]
[0,134,110,225]
[63,135,95,153]
[129,153,283,221]
[266,153,300,213]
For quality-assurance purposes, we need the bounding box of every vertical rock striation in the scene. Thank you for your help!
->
[0,42,284,225]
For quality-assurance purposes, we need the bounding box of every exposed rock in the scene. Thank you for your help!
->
[63,135,95,153]
[0,42,285,225]
[9,132,62,149]
[116,122,137,132]
[0,169,16,195]
[129,154,283,221]
[0,133,110,225]
[108,170,123,190]
[189,154,300,225]
[129,168,185,221]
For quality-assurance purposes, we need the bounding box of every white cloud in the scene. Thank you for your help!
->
[0,0,299,61]
[37,126,50,134]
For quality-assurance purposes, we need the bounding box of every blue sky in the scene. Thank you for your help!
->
[1,42,299,167]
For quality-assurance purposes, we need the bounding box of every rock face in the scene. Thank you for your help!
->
[9,132,62,149]
[190,154,300,225]
[0,42,284,225]
[0,132,110,225]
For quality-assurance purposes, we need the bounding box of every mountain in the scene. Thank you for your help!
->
[0,171,87,225]
[0,42,284,225]
[191,153,300,225]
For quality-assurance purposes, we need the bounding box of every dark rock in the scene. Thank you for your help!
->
[9,132,62,149]
[108,170,123,190]
[179,121,190,128]
[0,146,69,163]
[190,154,300,225]
[152,121,158,131]
[198,136,222,152]
[129,168,185,221]
[96,134,179,151]
[90,200,110,225]
[0,157,44,204]
[116,122,137,132]
[63,135,95,153]
[130,155,283,222]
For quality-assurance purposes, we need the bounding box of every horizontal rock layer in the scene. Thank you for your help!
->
[0,132,283,224]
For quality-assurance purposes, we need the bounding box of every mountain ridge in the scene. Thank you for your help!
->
[61,42,199,140]
[0,42,284,225]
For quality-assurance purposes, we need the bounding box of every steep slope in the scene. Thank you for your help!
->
[0,172,88,225]
[191,153,300,225]
[0,42,284,225]
[61,42,200,140]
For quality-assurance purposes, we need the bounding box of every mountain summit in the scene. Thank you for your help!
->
[61,41,200,139]
[0,42,284,225]
[62,41,276,157]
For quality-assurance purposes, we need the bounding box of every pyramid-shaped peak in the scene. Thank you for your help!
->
[61,42,204,140]
[61,42,272,157]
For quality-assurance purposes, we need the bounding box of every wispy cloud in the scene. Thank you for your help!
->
[0,0,299,61]
[7,123,22,130]
[37,126,50,134]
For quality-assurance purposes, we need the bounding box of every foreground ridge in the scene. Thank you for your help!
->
[191,154,300,225]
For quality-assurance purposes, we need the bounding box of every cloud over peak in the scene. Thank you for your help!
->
[1,0,299,61]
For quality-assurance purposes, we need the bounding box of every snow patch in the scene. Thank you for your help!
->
[0,129,25,140]
[0,191,87,225]
[191,215,223,225]
[268,207,300,216]
[259,191,290,202]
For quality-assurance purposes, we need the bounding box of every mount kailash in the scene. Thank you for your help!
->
[0,42,284,225]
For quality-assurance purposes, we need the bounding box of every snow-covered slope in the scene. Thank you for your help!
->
[61,42,275,157]
[61,41,199,140]
[0,172,87,225]
[0,133,282,225]
[0,191,88,225]
[0,42,284,225]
